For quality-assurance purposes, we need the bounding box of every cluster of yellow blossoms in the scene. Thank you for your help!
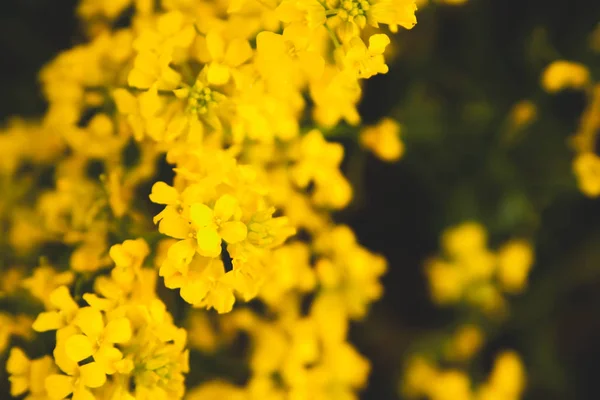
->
[0,0,414,398]
[400,221,531,399]
[425,222,534,316]
[402,348,525,400]
[540,28,600,197]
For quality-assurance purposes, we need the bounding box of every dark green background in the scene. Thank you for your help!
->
[1,0,600,399]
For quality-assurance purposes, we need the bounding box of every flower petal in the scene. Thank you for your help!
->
[220,221,247,244]
[196,227,222,258]
[65,334,94,362]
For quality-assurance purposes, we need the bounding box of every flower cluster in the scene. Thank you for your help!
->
[400,221,531,399]
[1,0,416,398]
[425,222,535,316]
[541,53,600,197]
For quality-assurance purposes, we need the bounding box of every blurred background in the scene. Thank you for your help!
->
[1,0,600,399]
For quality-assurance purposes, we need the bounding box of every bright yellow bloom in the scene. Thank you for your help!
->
[541,60,590,93]
[342,34,391,79]
[194,30,253,85]
[190,194,248,257]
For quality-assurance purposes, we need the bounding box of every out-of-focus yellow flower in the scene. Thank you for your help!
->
[291,129,353,208]
[446,325,484,362]
[478,351,526,400]
[541,60,590,93]
[342,34,391,79]
[22,266,74,309]
[360,118,404,162]
[442,222,487,259]
[509,100,537,130]
[497,240,534,293]
[401,357,439,398]
[425,259,464,304]
[574,152,600,197]
[429,370,473,400]
[7,348,56,398]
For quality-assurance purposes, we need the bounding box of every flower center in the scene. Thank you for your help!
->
[338,0,370,22]
[187,85,218,116]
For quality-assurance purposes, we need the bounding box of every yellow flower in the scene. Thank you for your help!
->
[445,325,484,362]
[109,238,150,287]
[194,30,253,86]
[541,60,590,93]
[32,286,79,333]
[276,0,327,29]
[429,370,473,400]
[497,240,534,293]
[310,67,362,127]
[7,348,56,398]
[332,0,418,40]
[113,85,166,141]
[190,194,248,257]
[292,130,353,208]
[256,25,326,86]
[573,152,600,197]
[360,117,404,162]
[425,259,464,304]
[442,222,487,259]
[128,12,195,89]
[487,351,526,398]
[342,34,391,79]
[401,356,438,398]
[509,100,537,129]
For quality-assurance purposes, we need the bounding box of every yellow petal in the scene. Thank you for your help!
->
[180,279,210,305]
[224,38,253,67]
[138,86,162,118]
[206,284,235,314]
[196,227,222,258]
[190,203,214,228]
[32,311,63,332]
[207,62,231,85]
[206,31,225,61]
[74,307,104,339]
[149,182,179,204]
[80,362,107,388]
[220,221,247,244]
[213,194,238,222]
[104,318,132,343]
[297,51,324,81]
[167,238,196,264]
[7,348,29,375]
[72,387,96,400]
[128,68,155,89]
[9,376,29,397]
[50,286,78,314]
[256,31,286,57]
[368,34,390,55]
[94,345,123,375]
[65,334,94,362]
[112,88,137,114]
[45,374,74,400]
[155,207,190,239]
